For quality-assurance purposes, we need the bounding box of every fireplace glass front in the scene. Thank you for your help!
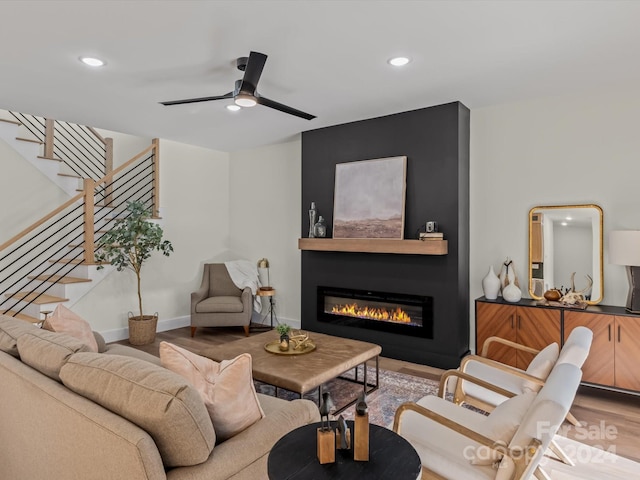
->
[317,286,433,338]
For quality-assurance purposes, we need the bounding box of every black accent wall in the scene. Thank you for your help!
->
[301,102,470,368]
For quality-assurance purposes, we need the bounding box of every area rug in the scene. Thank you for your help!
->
[254,363,440,427]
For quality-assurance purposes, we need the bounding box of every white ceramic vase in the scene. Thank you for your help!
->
[503,277,522,303]
[482,266,501,300]
[499,257,519,294]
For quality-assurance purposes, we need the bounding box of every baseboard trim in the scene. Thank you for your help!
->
[99,315,190,343]
[99,314,301,343]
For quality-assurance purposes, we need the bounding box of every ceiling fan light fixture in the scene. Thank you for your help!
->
[226,104,241,111]
[388,56,410,67]
[235,94,257,107]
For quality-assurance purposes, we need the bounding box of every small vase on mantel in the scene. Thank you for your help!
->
[503,277,522,303]
[482,266,501,300]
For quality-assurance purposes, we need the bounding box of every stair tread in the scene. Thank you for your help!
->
[49,258,105,265]
[16,137,43,144]
[5,292,68,304]
[58,173,82,179]
[3,311,39,323]
[37,155,62,162]
[28,274,92,284]
[0,118,20,125]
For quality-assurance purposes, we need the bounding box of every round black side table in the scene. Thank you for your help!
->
[267,421,421,480]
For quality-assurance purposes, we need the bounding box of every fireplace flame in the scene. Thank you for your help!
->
[331,303,412,323]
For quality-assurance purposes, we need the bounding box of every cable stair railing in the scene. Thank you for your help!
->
[0,140,160,322]
[7,111,113,197]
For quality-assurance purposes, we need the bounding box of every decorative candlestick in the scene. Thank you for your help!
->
[309,202,317,238]
[353,392,369,461]
[317,392,335,464]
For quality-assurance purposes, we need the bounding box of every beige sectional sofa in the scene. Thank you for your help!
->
[0,315,319,480]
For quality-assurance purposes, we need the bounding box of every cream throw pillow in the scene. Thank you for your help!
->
[159,341,265,442]
[43,304,99,352]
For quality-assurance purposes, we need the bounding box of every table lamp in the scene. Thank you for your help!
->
[609,230,640,313]
[257,258,272,291]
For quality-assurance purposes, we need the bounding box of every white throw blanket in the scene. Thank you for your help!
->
[224,260,262,312]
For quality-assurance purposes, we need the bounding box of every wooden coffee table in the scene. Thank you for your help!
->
[203,330,382,412]
[267,421,422,479]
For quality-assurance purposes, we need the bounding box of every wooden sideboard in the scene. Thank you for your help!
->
[476,297,640,393]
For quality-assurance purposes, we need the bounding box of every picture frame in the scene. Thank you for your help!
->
[333,156,407,239]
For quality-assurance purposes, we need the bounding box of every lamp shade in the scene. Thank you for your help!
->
[257,258,270,269]
[609,231,640,266]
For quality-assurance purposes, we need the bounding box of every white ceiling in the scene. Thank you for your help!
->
[1,1,640,152]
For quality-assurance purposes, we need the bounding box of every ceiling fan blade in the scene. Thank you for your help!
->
[239,51,267,94]
[160,92,233,106]
[257,96,316,120]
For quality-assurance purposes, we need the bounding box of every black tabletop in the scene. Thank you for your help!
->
[267,421,421,480]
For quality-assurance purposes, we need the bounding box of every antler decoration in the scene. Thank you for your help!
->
[560,273,593,305]
[289,331,314,351]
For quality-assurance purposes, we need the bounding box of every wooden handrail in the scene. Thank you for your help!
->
[1,140,159,258]
[86,126,107,145]
[95,144,154,188]
[83,179,96,263]
[0,193,83,252]
[44,119,54,159]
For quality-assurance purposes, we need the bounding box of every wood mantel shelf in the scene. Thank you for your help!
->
[298,238,448,255]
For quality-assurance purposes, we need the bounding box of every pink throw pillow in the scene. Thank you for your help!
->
[159,341,265,441]
[43,305,99,352]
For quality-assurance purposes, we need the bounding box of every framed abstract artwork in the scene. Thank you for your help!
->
[333,156,407,239]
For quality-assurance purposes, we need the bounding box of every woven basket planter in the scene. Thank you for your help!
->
[128,313,158,346]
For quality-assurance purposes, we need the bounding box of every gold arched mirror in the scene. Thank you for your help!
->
[529,204,603,304]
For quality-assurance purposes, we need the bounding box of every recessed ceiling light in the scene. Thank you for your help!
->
[388,56,410,67]
[561,222,568,226]
[226,104,241,112]
[80,57,105,67]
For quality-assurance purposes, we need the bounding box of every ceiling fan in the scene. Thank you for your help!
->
[160,51,316,120]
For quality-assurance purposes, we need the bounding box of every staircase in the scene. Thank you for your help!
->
[0,111,160,322]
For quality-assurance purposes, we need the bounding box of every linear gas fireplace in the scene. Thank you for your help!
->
[317,286,433,339]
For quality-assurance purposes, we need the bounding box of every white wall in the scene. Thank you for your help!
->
[73,139,230,336]
[470,86,640,347]
[95,128,151,168]
[227,137,302,328]
[0,139,69,241]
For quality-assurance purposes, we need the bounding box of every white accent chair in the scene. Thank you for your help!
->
[394,362,583,480]
[447,326,592,466]
[452,327,592,423]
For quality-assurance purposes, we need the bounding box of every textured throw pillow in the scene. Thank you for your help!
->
[470,392,536,465]
[522,343,559,392]
[43,304,99,352]
[16,328,92,381]
[0,314,37,358]
[60,352,215,467]
[159,341,265,442]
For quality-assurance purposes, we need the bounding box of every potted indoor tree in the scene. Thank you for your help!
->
[95,200,173,345]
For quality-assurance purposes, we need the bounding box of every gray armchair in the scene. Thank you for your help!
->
[190,263,253,337]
